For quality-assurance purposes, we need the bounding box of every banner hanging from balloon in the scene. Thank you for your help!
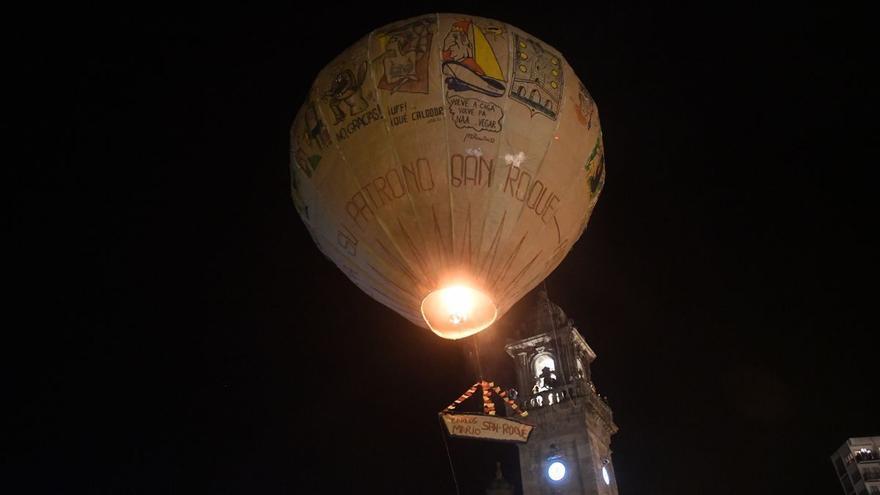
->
[439,412,534,443]
[439,380,533,443]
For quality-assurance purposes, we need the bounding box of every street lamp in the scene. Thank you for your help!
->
[545,444,568,485]
[547,459,567,481]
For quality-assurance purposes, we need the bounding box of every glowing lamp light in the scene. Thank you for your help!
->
[602,465,610,485]
[420,285,498,340]
[547,461,566,481]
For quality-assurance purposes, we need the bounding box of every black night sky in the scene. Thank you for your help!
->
[13,2,876,494]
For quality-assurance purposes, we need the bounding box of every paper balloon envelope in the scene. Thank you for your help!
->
[290,14,606,339]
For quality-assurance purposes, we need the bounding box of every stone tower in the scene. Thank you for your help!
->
[505,289,619,495]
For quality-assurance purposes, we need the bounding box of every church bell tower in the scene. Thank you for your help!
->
[505,289,619,495]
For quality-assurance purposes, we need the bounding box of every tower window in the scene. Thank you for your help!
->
[533,353,555,377]
[532,353,558,392]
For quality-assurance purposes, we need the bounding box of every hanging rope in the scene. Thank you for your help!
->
[472,335,484,380]
[437,414,461,495]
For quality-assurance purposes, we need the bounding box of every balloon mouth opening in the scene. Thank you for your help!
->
[420,285,498,340]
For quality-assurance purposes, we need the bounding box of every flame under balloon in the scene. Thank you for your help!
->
[421,285,498,339]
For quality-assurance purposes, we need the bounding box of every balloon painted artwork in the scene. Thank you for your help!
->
[290,14,606,340]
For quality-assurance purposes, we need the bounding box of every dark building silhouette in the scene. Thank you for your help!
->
[486,461,515,495]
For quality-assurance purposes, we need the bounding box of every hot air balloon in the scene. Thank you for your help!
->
[290,13,606,340]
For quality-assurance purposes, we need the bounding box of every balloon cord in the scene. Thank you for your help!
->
[472,336,484,380]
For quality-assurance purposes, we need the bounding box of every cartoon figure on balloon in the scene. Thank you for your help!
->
[323,61,371,124]
[442,20,507,97]
[375,17,434,94]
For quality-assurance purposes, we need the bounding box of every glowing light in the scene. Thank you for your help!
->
[442,286,473,324]
[421,285,498,340]
[602,465,610,485]
[533,353,556,377]
[548,461,566,481]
